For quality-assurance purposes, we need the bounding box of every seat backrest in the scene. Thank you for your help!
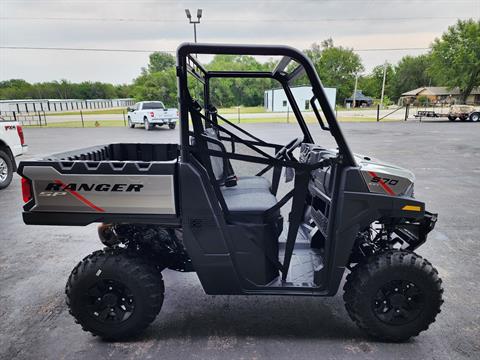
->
[204,128,224,181]
[203,128,236,184]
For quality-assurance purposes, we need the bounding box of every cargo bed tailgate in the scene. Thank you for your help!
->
[18,143,181,226]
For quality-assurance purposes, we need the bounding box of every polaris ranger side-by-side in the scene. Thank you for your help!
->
[18,44,443,342]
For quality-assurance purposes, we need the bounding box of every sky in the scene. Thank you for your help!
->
[0,0,479,84]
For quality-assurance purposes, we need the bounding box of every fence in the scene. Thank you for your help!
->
[0,110,129,128]
[0,98,135,114]
[0,104,456,128]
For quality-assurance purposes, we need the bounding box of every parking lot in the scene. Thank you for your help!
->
[1,121,479,359]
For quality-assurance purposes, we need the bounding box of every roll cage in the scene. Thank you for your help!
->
[177,43,355,167]
[176,43,359,290]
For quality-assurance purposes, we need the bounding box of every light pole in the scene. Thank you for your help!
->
[185,9,202,43]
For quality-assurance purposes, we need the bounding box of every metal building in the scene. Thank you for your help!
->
[264,86,336,112]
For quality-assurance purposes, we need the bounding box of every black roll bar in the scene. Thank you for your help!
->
[176,43,356,167]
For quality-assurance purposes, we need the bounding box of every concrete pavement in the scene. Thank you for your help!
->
[1,121,479,359]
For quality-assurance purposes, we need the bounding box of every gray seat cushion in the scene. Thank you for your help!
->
[221,186,277,214]
[235,176,271,190]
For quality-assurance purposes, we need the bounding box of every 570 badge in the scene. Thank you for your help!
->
[370,176,399,186]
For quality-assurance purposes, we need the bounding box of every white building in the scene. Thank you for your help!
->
[264,86,336,112]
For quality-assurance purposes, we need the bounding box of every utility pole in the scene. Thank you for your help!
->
[380,61,387,109]
[352,73,358,108]
[185,9,202,43]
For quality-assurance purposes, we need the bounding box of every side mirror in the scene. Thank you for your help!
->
[127,107,133,112]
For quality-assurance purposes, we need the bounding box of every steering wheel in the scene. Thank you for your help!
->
[275,137,303,161]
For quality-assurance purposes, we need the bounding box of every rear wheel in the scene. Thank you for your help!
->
[168,123,176,129]
[144,117,152,131]
[127,116,135,128]
[0,149,13,189]
[447,115,456,121]
[469,112,480,122]
[66,248,164,340]
[343,250,443,342]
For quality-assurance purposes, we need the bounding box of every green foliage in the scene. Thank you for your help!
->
[0,79,133,100]
[132,68,177,106]
[417,95,429,106]
[145,52,176,74]
[429,19,480,103]
[304,40,364,103]
[358,63,395,99]
[206,55,275,107]
[389,54,433,100]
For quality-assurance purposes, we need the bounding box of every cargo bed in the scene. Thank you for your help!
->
[18,143,181,226]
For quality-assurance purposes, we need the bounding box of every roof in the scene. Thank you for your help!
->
[401,86,480,96]
[346,90,372,101]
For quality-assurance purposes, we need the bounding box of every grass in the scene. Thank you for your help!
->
[24,114,399,128]
[217,106,266,114]
[221,116,382,124]
[47,108,127,116]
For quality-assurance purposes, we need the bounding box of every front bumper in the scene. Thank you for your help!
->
[394,211,438,250]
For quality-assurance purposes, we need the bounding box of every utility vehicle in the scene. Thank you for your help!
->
[18,43,443,342]
[127,101,178,130]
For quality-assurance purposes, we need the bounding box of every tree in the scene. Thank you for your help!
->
[358,63,395,100]
[206,55,274,107]
[132,68,177,106]
[429,19,480,103]
[145,52,176,74]
[390,54,433,101]
[304,41,364,103]
[0,79,33,99]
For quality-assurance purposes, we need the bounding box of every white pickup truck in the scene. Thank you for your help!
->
[127,101,178,130]
[0,117,27,189]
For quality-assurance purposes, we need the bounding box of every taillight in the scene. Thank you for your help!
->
[150,111,154,118]
[21,177,32,203]
[17,125,25,146]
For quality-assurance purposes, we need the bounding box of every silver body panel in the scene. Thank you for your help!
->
[355,154,415,196]
[23,166,176,214]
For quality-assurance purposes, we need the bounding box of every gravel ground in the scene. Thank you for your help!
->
[1,120,479,359]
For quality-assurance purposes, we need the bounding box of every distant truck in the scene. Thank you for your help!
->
[127,101,178,130]
[0,117,27,189]
[448,104,480,122]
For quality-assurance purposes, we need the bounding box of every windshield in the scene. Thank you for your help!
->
[142,102,164,110]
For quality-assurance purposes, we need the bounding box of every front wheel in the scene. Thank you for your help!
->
[343,250,443,342]
[0,149,14,189]
[168,123,176,129]
[66,248,164,340]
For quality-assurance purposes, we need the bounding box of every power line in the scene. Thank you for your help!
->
[0,16,471,23]
[0,46,169,53]
[0,46,430,53]
[2,0,477,2]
